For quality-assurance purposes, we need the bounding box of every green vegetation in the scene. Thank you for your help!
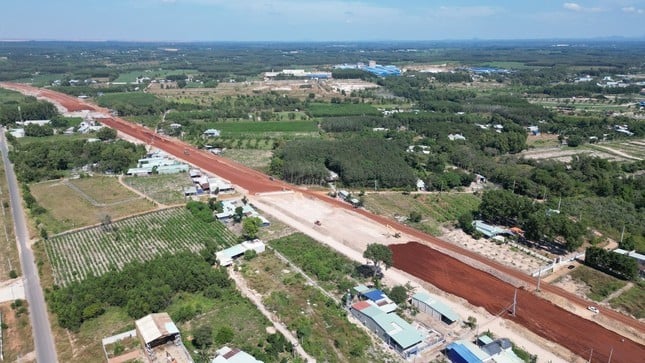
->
[9,137,146,182]
[97,92,166,116]
[585,247,639,281]
[570,265,628,301]
[44,207,237,285]
[271,137,416,187]
[0,89,58,125]
[270,233,361,292]
[307,103,380,117]
[217,120,317,134]
[243,252,375,362]
[609,282,645,319]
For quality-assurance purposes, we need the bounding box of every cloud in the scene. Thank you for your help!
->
[563,2,604,12]
[622,6,644,13]
[563,2,583,11]
[436,6,500,18]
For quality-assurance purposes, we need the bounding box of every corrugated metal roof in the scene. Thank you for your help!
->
[353,284,370,294]
[447,342,484,363]
[363,289,386,302]
[412,292,459,322]
[372,312,423,349]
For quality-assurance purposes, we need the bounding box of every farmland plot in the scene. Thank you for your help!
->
[45,207,237,286]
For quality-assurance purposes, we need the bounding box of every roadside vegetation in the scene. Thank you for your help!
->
[569,265,628,302]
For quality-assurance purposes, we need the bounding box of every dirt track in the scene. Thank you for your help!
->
[391,242,644,363]
[2,83,644,362]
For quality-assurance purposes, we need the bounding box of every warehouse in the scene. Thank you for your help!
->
[411,292,459,325]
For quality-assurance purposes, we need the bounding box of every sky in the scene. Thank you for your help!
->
[1,0,644,42]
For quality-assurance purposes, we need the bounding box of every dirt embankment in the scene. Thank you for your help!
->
[390,242,644,363]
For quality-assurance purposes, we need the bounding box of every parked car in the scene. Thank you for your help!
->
[587,306,599,314]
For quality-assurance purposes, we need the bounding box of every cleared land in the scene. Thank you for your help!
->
[123,173,194,205]
[0,300,34,362]
[221,149,274,172]
[610,282,645,319]
[363,192,481,236]
[30,176,156,234]
[569,265,628,302]
[44,207,237,286]
[520,138,645,163]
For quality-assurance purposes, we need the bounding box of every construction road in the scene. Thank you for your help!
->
[1,83,643,363]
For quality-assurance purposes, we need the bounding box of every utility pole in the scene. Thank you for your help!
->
[620,225,625,245]
[536,268,542,292]
[588,347,593,363]
[511,288,518,316]
[607,346,613,363]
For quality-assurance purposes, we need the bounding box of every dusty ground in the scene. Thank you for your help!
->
[441,228,548,275]
[250,193,573,362]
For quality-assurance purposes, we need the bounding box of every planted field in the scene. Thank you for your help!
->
[123,173,194,205]
[307,103,380,117]
[30,177,155,234]
[45,207,237,286]
[217,120,318,134]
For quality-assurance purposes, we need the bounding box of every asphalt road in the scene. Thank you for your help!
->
[0,129,58,362]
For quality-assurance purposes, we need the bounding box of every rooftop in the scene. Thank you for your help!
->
[135,313,180,345]
[352,301,423,349]
[412,292,459,322]
[212,346,263,363]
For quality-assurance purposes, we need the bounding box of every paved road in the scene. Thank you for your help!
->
[0,129,58,362]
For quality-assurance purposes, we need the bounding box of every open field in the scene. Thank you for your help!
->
[123,173,193,205]
[30,176,156,234]
[307,102,380,117]
[270,233,362,293]
[0,300,34,362]
[363,192,481,236]
[610,282,645,319]
[519,140,644,163]
[568,265,628,302]
[44,207,237,286]
[222,149,273,172]
[241,251,384,363]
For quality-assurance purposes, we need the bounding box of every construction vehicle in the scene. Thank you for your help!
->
[314,220,321,226]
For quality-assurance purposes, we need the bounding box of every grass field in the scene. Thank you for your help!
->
[570,265,628,302]
[222,149,273,172]
[30,176,156,234]
[123,173,194,205]
[609,282,645,319]
[0,88,31,103]
[307,103,380,117]
[363,192,481,236]
[44,207,237,286]
[242,251,380,362]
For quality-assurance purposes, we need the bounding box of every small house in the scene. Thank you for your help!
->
[203,129,221,138]
[411,292,459,325]
[212,346,263,363]
[216,240,266,266]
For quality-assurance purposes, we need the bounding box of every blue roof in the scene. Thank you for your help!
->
[363,289,386,302]
[447,342,484,363]
[412,292,459,322]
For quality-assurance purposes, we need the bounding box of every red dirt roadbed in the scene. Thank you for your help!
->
[391,242,644,363]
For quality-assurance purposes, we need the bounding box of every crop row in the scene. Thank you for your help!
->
[45,207,237,286]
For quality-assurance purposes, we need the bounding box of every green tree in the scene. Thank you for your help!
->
[215,326,235,344]
[96,127,117,141]
[363,243,393,278]
[242,217,262,239]
[193,325,213,349]
[388,285,408,305]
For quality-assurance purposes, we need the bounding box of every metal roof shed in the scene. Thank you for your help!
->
[412,292,459,324]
